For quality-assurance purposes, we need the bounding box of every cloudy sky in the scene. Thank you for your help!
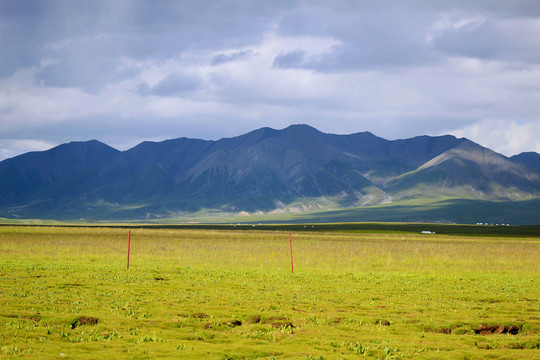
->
[1,0,540,161]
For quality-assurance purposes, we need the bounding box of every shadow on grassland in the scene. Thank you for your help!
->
[276,198,540,226]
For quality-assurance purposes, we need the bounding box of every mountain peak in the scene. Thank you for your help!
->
[281,123,323,135]
[284,123,316,130]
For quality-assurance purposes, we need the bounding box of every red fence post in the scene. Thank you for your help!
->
[127,231,131,270]
[289,232,294,275]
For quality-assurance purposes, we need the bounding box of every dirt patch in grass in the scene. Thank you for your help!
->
[475,324,522,335]
[203,319,243,330]
[191,312,209,319]
[270,321,295,329]
[263,316,295,329]
[226,320,242,327]
[247,315,261,324]
[154,277,165,281]
[425,323,522,335]
[71,316,99,329]
[431,327,452,334]
[28,315,42,323]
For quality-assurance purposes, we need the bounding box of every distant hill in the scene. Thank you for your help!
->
[511,151,540,171]
[387,141,540,200]
[1,124,539,223]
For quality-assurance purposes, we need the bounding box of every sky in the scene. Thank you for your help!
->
[1,0,540,161]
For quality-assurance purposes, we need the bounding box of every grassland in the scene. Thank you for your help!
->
[0,225,539,359]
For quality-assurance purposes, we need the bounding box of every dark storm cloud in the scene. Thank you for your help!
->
[414,0,540,17]
[273,6,438,71]
[273,3,540,72]
[0,0,282,87]
[432,18,540,63]
[3,1,539,83]
[321,0,540,18]
[0,0,106,78]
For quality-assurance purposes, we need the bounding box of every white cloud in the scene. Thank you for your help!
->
[452,120,540,156]
[0,139,57,161]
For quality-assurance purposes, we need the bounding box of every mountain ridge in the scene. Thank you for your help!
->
[1,124,539,222]
[511,151,540,171]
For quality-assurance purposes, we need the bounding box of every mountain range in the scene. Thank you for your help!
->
[1,124,539,224]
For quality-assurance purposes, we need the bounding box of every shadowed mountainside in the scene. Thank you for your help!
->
[511,151,540,171]
[1,124,539,222]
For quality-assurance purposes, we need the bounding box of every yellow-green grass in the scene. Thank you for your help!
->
[0,226,538,359]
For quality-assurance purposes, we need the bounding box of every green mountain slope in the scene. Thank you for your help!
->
[0,125,538,222]
[386,141,540,200]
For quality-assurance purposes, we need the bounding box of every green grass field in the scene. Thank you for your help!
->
[0,225,538,359]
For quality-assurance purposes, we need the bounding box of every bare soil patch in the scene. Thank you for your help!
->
[191,312,209,319]
[475,324,522,335]
[270,321,295,329]
[225,320,242,327]
[247,315,261,324]
[71,316,99,329]
[425,323,522,335]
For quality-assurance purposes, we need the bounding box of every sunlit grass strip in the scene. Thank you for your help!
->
[1,226,538,274]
